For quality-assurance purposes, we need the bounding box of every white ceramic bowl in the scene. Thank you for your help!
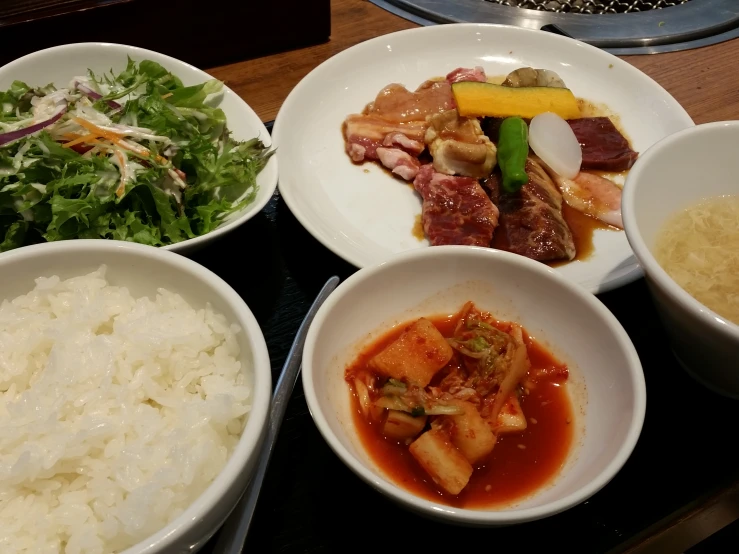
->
[623,121,739,398]
[0,241,271,553]
[302,246,646,525]
[0,43,278,255]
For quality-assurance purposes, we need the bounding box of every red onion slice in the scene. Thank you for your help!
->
[0,108,67,147]
[74,82,121,110]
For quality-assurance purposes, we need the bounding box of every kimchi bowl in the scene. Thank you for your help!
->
[302,246,645,525]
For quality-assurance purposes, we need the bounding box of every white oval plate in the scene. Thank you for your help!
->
[0,43,278,255]
[272,24,693,293]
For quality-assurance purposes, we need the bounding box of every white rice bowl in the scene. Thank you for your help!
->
[0,262,261,554]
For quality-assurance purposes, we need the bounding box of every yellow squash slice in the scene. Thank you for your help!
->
[452,81,580,120]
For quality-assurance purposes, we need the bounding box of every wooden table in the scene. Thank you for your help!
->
[195,1,739,552]
[207,0,739,125]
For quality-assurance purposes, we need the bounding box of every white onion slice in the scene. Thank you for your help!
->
[528,112,582,179]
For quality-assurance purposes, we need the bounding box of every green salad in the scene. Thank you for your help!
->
[0,58,273,251]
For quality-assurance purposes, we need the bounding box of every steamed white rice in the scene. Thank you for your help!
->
[0,266,252,553]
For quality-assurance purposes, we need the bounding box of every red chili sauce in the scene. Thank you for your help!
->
[345,313,574,508]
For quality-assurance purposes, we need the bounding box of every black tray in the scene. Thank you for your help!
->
[191,177,738,552]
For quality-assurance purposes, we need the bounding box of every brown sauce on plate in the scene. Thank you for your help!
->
[550,205,620,266]
[412,214,425,241]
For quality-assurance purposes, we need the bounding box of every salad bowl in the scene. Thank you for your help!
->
[0,43,277,255]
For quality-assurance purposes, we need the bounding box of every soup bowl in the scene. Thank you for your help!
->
[302,246,645,525]
[623,121,739,398]
[0,43,277,255]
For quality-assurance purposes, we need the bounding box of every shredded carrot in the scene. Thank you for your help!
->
[72,116,169,165]
[118,139,168,165]
[75,118,144,155]
[62,132,98,149]
[72,117,124,143]
[161,93,173,100]
[114,150,127,198]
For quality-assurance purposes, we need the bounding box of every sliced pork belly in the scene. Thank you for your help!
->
[425,110,497,179]
[344,80,454,167]
[446,67,487,84]
[488,158,576,262]
[413,164,499,247]
[383,132,424,156]
[344,115,426,162]
[567,117,638,171]
[376,147,422,181]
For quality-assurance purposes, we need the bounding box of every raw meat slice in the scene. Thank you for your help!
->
[567,117,638,171]
[446,66,487,85]
[376,147,422,181]
[488,158,576,261]
[413,164,499,246]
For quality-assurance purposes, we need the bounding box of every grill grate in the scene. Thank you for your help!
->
[482,0,690,15]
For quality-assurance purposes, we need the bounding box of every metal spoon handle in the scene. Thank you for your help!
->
[214,276,340,554]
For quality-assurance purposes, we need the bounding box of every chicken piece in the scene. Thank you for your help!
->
[447,402,497,464]
[540,163,624,228]
[409,429,473,495]
[383,410,427,441]
[369,318,453,387]
[503,67,566,89]
[493,394,527,434]
[424,110,497,179]
[366,81,454,123]
[376,147,422,181]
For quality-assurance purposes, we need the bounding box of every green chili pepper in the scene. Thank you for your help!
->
[497,117,529,194]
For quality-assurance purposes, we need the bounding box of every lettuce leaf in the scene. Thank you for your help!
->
[0,59,273,252]
[0,221,27,252]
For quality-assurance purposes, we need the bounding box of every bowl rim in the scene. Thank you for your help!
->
[0,42,278,254]
[0,240,272,553]
[302,245,646,524]
[622,120,739,341]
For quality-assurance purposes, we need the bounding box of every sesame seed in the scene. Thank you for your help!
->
[524,388,530,395]
[529,418,537,424]
[485,484,492,492]
[566,417,572,424]
[517,444,526,450]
